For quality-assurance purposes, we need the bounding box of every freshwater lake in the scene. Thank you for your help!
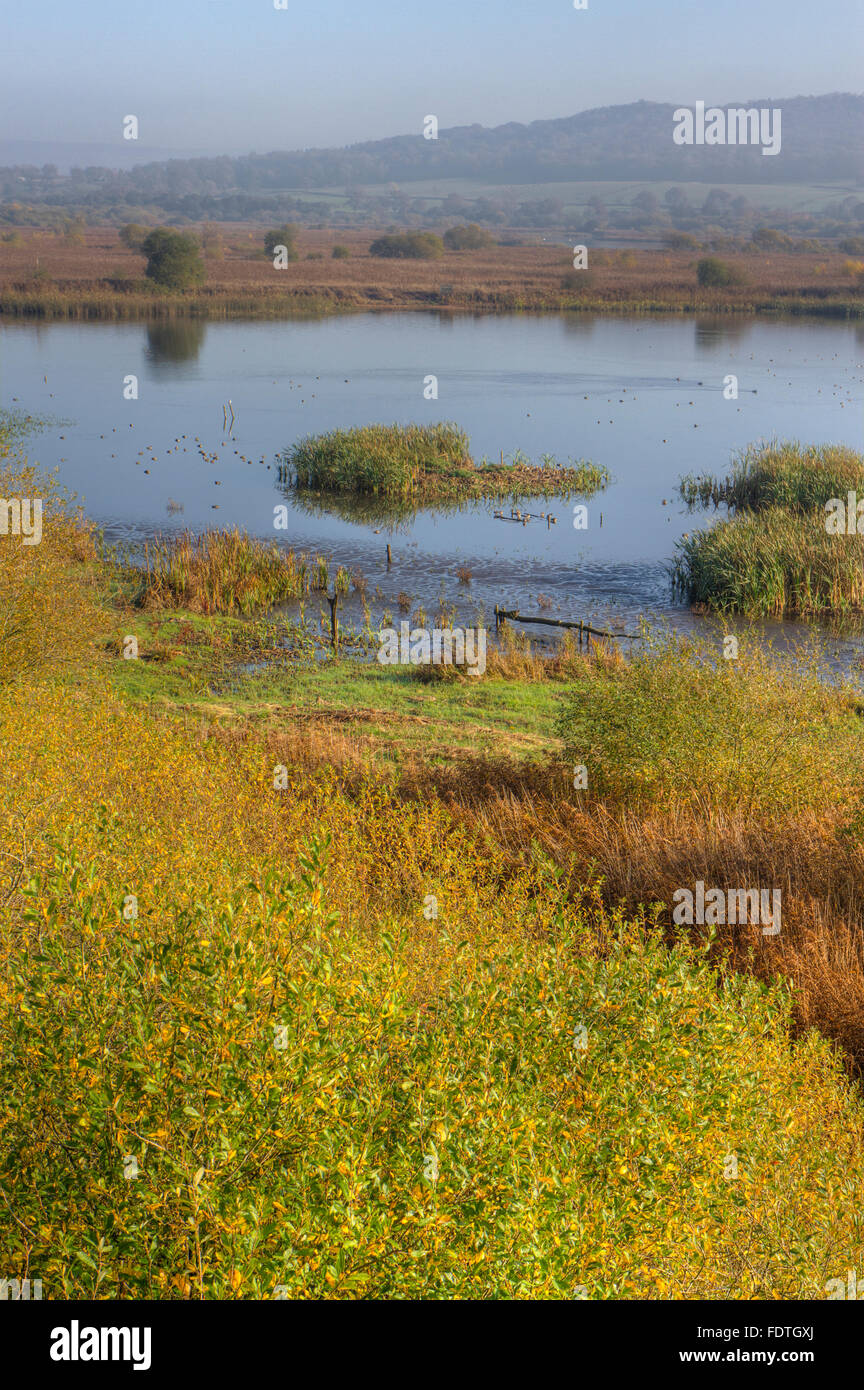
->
[3,311,862,648]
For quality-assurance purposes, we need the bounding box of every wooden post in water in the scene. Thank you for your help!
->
[386,543,392,569]
[491,606,642,642]
[327,591,340,654]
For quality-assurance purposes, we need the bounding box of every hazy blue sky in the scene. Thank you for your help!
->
[2,0,862,154]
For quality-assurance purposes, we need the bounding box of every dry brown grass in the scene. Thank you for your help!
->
[0,226,860,315]
[379,748,864,1075]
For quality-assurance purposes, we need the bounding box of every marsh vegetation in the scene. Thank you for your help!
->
[674,441,864,616]
[5,412,864,1300]
[282,422,610,502]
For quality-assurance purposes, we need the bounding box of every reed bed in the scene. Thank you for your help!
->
[0,289,336,321]
[4,289,862,320]
[2,229,862,320]
[680,440,864,511]
[288,422,471,496]
[284,422,609,502]
[675,441,864,616]
[674,508,864,616]
[137,529,329,615]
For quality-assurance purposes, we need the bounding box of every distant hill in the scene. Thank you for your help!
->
[2,95,861,224]
[235,93,863,188]
[0,140,219,175]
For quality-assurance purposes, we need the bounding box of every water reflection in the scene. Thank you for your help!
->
[8,312,861,657]
[145,321,207,367]
[694,316,752,351]
[289,488,420,531]
[561,313,600,338]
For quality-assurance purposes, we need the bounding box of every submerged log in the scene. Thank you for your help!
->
[494,605,642,641]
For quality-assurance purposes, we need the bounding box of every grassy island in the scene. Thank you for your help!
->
[674,441,864,616]
[282,422,609,502]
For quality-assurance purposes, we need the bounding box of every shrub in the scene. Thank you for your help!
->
[664,231,702,250]
[263,224,299,261]
[368,232,444,260]
[0,417,102,684]
[557,630,863,816]
[331,244,350,259]
[141,229,206,289]
[696,257,742,288]
[201,224,224,261]
[751,227,790,250]
[118,223,147,251]
[5,811,864,1298]
[442,224,493,251]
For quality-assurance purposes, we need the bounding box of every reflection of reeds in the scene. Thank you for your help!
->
[287,486,421,530]
[137,529,329,615]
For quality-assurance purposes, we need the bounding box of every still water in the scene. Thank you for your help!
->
[2,311,862,644]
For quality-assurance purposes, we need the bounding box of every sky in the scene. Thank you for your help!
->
[1,0,862,156]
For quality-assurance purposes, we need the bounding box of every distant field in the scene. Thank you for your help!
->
[0,225,860,318]
[340,178,862,214]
